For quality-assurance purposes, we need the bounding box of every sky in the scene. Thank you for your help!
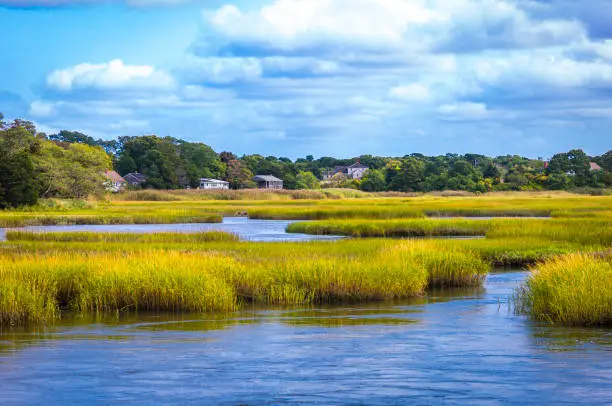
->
[0,0,611,159]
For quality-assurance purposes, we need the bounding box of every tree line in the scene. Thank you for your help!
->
[1,113,611,208]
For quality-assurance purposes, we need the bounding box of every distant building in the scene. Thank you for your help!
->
[123,172,147,187]
[253,175,284,189]
[322,162,369,180]
[104,170,126,192]
[199,178,230,190]
[590,162,603,172]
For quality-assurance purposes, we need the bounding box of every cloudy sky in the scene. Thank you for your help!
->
[1,0,610,158]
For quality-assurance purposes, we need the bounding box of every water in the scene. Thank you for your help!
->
[0,217,342,242]
[0,271,610,405]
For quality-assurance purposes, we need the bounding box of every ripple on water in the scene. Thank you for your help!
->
[0,272,610,404]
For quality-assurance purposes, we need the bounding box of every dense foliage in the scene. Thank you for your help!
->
[0,114,110,208]
[1,111,610,208]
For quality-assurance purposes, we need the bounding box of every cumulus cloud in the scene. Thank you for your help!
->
[389,84,431,102]
[26,0,612,156]
[473,50,612,88]
[438,102,489,120]
[46,59,175,92]
[200,0,587,58]
[180,57,262,84]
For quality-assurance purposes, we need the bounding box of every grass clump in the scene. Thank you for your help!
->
[6,231,239,243]
[0,212,222,227]
[487,219,612,246]
[0,238,492,326]
[287,218,492,237]
[516,253,612,326]
[249,206,425,220]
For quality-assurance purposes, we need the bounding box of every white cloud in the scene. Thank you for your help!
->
[29,100,56,117]
[473,51,612,87]
[438,102,489,120]
[207,0,442,54]
[47,59,175,91]
[203,0,586,57]
[26,0,612,157]
[389,83,431,102]
[181,57,262,84]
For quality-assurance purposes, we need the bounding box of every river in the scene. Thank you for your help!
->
[0,271,610,405]
[0,217,342,242]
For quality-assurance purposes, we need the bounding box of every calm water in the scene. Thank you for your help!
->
[0,271,610,405]
[0,217,342,242]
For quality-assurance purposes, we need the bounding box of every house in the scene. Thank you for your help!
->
[199,178,230,190]
[590,162,603,172]
[346,162,369,179]
[123,172,147,187]
[322,162,369,180]
[104,170,126,192]
[253,175,284,189]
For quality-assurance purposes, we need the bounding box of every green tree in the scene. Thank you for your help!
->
[0,123,40,207]
[296,171,320,189]
[64,144,112,198]
[599,150,612,172]
[360,169,386,192]
[226,159,255,189]
[0,151,38,208]
[389,158,425,192]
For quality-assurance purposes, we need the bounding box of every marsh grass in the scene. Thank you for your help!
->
[249,206,426,220]
[0,212,223,228]
[487,219,612,245]
[112,188,381,202]
[0,238,491,326]
[516,253,612,326]
[2,193,612,327]
[6,231,239,243]
[287,218,493,237]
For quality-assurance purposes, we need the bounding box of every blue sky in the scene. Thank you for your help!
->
[1,0,610,159]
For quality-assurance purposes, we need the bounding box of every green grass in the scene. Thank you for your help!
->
[287,218,493,237]
[2,192,612,327]
[6,230,239,243]
[487,218,612,245]
[0,238,491,326]
[0,212,222,227]
[516,253,612,326]
[248,206,426,220]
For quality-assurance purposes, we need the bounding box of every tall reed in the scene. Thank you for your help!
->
[516,253,612,326]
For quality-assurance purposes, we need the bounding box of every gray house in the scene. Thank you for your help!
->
[253,175,283,189]
[322,162,369,180]
[123,172,147,187]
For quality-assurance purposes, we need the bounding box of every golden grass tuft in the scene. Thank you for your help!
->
[516,253,612,326]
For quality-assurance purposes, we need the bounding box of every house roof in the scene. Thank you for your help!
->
[349,162,369,169]
[200,178,229,184]
[105,170,125,183]
[590,162,603,171]
[124,173,147,183]
[253,175,283,182]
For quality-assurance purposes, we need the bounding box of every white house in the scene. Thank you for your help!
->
[104,170,126,193]
[199,178,230,190]
[346,162,369,179]
[323,162,369,180]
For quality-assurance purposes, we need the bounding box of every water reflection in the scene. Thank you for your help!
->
[0,271,610,405]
